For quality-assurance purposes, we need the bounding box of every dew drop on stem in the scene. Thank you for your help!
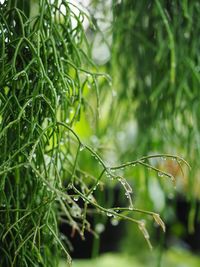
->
[106,210,112,217]
[158,172,164,177]
[79,144,85,151]
[111,218,119,226]
[73,196,79,202]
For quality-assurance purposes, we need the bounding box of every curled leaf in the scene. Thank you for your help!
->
[153,213,166,232]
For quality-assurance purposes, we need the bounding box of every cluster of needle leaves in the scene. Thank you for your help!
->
[0,0,190,266]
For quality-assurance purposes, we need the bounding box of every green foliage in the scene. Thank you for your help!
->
[84,0,200,256]
[0,0,194,266]
[0,0,100,265]
[110,0,200,187]
[112,0,200,123]
[102,0,200,254]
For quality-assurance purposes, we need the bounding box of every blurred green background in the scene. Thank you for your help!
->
[60,248,200,267]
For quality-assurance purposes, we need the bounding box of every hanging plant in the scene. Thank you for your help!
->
[0,1,190,266]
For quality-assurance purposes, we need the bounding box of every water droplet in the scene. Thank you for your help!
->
[79,144,85,151]
[125,192,129,198]
[73,196,79,202]
[158,172,164,177]
[95,223,105,234]
[71,204,81,218]
[111,218,119,226]
[106,210,112,217]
